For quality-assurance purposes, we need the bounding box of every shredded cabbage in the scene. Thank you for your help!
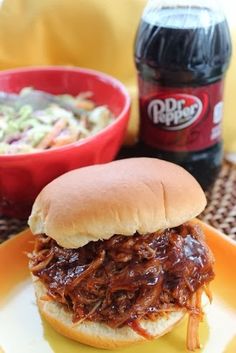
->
[0,89,114,154]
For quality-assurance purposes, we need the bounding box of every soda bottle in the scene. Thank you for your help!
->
[134,0,232,190]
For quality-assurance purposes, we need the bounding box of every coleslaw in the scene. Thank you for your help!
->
[0,88,114,154]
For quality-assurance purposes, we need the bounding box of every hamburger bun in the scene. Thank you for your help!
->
[28,158,206,248]
[33,277,185,349]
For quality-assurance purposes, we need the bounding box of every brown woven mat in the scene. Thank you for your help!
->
[0,218,27,243]
[0,160,236,244]
[200,160,236,240]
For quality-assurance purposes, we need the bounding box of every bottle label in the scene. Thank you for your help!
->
[138,78,224,152]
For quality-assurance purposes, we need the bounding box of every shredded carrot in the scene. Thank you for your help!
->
[76,100,95,110]
[51,134,78,147]
[77,91,93,99]
[36,118,67,149]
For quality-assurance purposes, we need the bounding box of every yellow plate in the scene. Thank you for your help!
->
[0,220,236,353]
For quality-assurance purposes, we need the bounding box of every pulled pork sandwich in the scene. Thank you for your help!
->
[28,158,214,350]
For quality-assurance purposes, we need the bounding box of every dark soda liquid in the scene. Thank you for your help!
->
[134,6,232,190]
[135,6,231,84]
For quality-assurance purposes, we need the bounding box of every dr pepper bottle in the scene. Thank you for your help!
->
[134,0,232,190]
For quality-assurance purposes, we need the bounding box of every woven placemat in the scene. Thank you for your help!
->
[0,160,236,244]
[0,218,27,243]
[200,160,236,240]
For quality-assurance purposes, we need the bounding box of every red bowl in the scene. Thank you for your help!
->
[0,66,130,219]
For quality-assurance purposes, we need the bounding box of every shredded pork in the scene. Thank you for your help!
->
[29,222,214,349]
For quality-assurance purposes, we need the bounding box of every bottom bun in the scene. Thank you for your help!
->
[33,278,185,349]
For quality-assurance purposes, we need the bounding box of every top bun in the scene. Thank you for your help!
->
[28,158,206,248]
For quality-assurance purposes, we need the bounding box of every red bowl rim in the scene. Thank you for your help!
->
[0,66,131,160]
